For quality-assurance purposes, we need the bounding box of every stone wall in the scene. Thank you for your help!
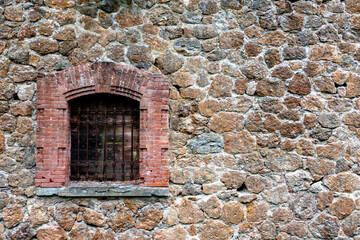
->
[0,0,359,239]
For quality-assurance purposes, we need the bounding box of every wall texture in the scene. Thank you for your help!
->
[0,0,359,239]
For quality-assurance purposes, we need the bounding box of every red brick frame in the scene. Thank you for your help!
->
[36,62,169,188]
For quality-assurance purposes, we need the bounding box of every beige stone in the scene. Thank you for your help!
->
[280,221,308,238]
[265,49,282,68]
[29,38,58,54]
[123,200,148,214]
[224,131,256,154]
[8,169,34,187]
[198,196,221,219]
[346,73,360,98]
[202,183,224,195]
[304,61,325,77]
[220,171,247,189]
[54,9,76,25]
[3,204,23,228]
[209,74,233,97]
[266,149,302,172]
[256,79,286,97]
[245,25,264,38]
[271,66,293,79]
[246,201,269,222]
[244,42,262,57]
[209,112,241,133]
[309,45,340,62]
[115,6,143,28]
[4,5,24,22]
[8,65,36,83]
[219,31,244,49]
[10,101,34,116]
[180,88,206,101]
[280,122,305,138]
[301,95,325,112]
[245,175,266,193]
[29,205,49,228]
[199,220,234,240]
[346,0,360,13]
[324,173,360,193]
[296,139,315,156]
[53,26,76,41]
[281,13,304,31]
[238,152,264,174]
[0,57,8,79]
[288,73,311,95]
[169,169,189,184]
[221,202,245,225]
[263,114,281,132]
[220,97,253,113]
[44,0,75,9]
[0,131,4,152]
[107,208,135,232]
[37,222,68,240]
[234,76,248,94]
[83,209,105,227]
[38,21,55,36]
[258,30,288,46]
[135,205,163,230]
[198,99,220,117]
[16,117,32,134]
[316,142,345,159]
[351,15,360,30]
[309,213,339,239]
[307,157,336,181]
[304,113,316,129]
[53,203,79,231]
[317,191,334,211]
[263,185,290,204]
[272,207,293,223]
[153,226,187,240]
[329,197,355,219]
[69,224,90,240]
[171,72,195,88]
[176,199,205,224]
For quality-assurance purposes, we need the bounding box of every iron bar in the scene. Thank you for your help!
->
[122,110,125,181]
[103,109,107,181]
[112,107,116,180]
[130,107,134,180]
[94,109,98,181]
[77,107,80,180]
[86,107,89,180]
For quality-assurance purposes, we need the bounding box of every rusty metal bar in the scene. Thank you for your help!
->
[122,110,125,181]
[86,107,89,180]
[94,109,98,181]
[77,107,80,180]
[130,107,134,180]
[112,107,116,180]
[103,109,107,181]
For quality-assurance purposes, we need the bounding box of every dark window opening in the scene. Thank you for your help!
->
[69,94,140,182]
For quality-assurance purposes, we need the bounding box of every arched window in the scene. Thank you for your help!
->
[36,62,169,196]
[69,94,140,182]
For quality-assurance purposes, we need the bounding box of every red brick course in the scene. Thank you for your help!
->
[36,62,169,187]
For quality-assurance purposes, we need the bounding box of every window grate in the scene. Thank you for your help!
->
[69,94,140,182]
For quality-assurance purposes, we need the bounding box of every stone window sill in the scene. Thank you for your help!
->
[36,185,169,197]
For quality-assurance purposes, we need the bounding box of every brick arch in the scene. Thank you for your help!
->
[36,62,169,188]
[54,62,152,101]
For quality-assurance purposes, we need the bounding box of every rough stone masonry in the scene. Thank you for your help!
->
[0,0,359,239]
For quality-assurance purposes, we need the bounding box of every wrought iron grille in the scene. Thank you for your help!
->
[69,94,140,182]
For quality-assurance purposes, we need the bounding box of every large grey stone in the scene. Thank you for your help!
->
[187,133,223,154]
